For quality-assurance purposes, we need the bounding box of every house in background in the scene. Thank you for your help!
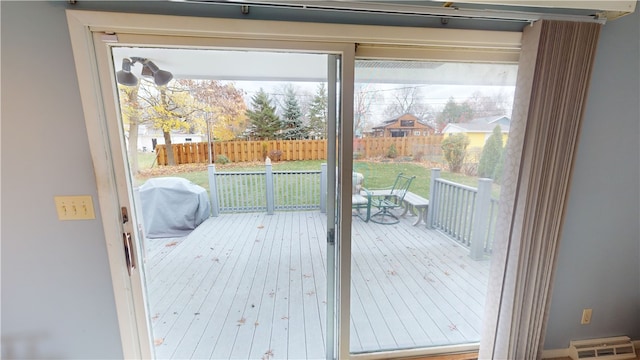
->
[369,113,435,138]
[136,125,204,152]
[442,115,510,149]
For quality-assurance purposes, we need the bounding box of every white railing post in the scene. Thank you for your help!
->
[426,168,441,228]
[320,163,327,213]
[470,178,492,260]
[265,158,275,215]
[208,164,219,217]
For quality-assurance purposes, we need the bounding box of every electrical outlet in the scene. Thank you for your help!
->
[54,195,96,220]
[581,308,592,325]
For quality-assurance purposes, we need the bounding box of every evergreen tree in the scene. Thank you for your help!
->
[436,97,474,131]
[493,143,506,184]
[246,88,281,140]
[478,125,504,178]
[280,86,308,140]
[308,83,328,139]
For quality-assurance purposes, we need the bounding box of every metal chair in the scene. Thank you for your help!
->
[352,172,372,222]
[369,173,415,225]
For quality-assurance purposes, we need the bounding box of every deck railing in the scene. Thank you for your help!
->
[207,163,499,259]
[210,170,268,213]
[273,170,322,211]
[208,161,322,215]
[426,168,498,259]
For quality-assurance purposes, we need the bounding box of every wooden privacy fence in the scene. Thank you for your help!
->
[155,136,443,165]
[156,140,327,165]
[353,136,443,159]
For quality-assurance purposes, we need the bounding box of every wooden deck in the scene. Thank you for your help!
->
[144,211,490,359]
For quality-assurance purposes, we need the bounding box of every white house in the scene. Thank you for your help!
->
[442,115,510,149]
[135,125,204,151]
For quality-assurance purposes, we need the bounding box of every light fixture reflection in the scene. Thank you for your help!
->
[116,57,173,87]
[116,58,138,86]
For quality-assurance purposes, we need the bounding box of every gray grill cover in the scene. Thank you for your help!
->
[139,177,211,238]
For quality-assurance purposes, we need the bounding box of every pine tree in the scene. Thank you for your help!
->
[280,86,308,140]
[493,142,507,184]
[436,97,474,131]
[245,88,281,140]
[308,83,328,139]
[478,125,504,178]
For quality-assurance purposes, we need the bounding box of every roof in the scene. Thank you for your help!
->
[372,113,434,130]
[468,115,510,125]
[442,115,510,133]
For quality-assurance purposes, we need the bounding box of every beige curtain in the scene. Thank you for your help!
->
[479,20,601,360]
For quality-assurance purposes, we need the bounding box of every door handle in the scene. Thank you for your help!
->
[123,232,136,275]
[121,206,129,224]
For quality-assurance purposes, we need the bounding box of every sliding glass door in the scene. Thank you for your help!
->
[86,29,356,358]
[69,11,523,359]
[350,58,518,355]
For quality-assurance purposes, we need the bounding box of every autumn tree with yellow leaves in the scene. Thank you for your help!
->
[119,78,247,167]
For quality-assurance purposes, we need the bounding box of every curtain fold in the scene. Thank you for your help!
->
[479,20,601,360]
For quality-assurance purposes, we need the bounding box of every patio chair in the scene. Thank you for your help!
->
[352,172,372,222]
[369,173,415,225]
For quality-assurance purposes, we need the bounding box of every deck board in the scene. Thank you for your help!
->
[145,211,490,359]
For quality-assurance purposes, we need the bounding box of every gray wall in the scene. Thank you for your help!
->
[0,2,123,359]
[544,9,640,349]
[1,1,638,358]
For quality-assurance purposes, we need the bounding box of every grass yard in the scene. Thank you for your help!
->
[133,152,501,200]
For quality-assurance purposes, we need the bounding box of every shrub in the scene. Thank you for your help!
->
[387,143,398,159]
[268,149,283,161]
[216,154,230,165]
[493,142,507,184]
[478,125,504,178]
[463,163,478,177]
[441,133,469,173]
[413,151,425,162]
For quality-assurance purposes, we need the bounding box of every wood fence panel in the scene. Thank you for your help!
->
[157,146,165,165]
[154,137,442,165]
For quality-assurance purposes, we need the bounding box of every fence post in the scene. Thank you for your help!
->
[320,163,327,213]
[470,178,492,260]
[426,168,441,228]
[208,164,219,217]
[265,157,275,215]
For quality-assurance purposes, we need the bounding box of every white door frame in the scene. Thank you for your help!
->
[66,9,520,359]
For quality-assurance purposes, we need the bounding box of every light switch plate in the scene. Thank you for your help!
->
[54,195,96,220]
[581,308,592,325]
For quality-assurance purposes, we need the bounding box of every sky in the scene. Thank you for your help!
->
[113,47,517,126]
[233,80,515,126]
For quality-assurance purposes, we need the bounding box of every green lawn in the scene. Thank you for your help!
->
[137,152,158,170]
[134,156,500,200]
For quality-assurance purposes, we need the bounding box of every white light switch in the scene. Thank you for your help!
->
[54,195,96,220]
[581,308,592,325]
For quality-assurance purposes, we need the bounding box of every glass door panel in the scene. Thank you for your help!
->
[111,47,341,359]
[350,59,517,354]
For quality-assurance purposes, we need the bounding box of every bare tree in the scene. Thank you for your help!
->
[382,86,433,121]
[466,91,511,118]
[354,83,380,136]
